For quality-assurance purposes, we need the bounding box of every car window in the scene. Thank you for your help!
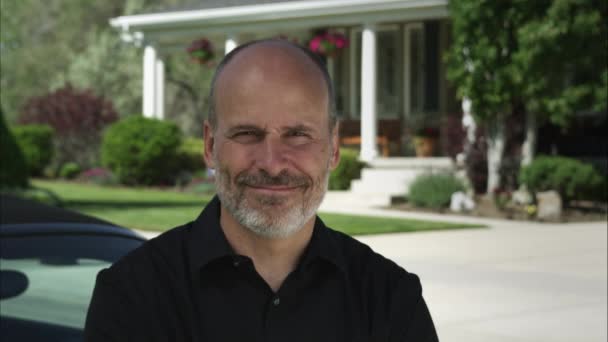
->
[1,233,143,342]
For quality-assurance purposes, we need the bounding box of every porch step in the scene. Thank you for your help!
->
[348,157,454,207]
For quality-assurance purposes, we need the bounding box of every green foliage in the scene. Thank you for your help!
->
[0,108,29,189]
[0,0,198,124]
[11,124,54,176]
[101,116,182,185]
[176,137,205,172]
[446,0,607,126]
[59,162,81,179]
[519,156,606,204]
[408,173,466,209]
[329,149,365,190]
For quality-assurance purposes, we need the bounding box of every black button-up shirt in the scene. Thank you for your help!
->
[85,196,438,342]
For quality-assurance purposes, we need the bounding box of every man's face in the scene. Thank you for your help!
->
[204,44,340,239]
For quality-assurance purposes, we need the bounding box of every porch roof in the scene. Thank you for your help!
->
[110,0,448,48]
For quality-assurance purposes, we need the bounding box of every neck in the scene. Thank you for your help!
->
[219,205,315,292]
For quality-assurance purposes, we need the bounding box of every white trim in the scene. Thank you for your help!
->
[111,0,448,46]
[111,0,447,28]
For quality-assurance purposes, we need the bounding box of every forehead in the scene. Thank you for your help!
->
[213,43,329,129]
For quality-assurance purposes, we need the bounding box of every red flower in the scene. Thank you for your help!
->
[187,38,215,65]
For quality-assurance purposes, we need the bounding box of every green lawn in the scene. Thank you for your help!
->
[30,180,484,235]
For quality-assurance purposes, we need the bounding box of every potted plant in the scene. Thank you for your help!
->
[413,126,439,157]
[308,31,349,58]
[187,38,215,66]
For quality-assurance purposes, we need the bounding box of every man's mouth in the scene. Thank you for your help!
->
[245,184,301,194]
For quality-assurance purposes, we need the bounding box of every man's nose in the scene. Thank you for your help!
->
[256,136,289,176]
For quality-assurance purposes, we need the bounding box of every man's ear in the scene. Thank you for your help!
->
[203,120,215,169]
[329,122,341,170]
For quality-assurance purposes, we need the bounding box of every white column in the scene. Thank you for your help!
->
[360,24,378,162]
[225,35,238,55]
[155,58,165,120]
[142,45,157,118]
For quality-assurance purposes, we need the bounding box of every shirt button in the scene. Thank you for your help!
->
[233,260,240,267]
[272,297,280,306]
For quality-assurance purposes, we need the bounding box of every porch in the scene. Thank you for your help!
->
[110,0,460,204]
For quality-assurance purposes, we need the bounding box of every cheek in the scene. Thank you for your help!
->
[214,141,254,171]
[289,144,332,174]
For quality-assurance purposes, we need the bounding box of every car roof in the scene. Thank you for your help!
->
[0,194,143,239]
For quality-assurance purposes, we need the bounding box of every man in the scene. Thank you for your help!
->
[85,39,438,342]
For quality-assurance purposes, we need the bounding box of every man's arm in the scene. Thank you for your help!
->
[391,274,439,342]
[84,269,138,342]
[402,295,439,342]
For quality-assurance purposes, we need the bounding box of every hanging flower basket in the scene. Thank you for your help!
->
[187,38,215,66]
[308,31,349,58]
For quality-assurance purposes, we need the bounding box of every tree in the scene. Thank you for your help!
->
[0,0,184,123]
[446,0,607,194]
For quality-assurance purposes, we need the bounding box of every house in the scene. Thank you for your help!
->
[110,0,461,206]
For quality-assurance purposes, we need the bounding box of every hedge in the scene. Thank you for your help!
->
[0,108,28,189]
[12,124,54,176]
[519,155,606,204]
[408,173,466,209]
[101,116,182,185]
[329,148,366,190]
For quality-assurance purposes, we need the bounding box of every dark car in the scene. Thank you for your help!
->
[0,194,146,342]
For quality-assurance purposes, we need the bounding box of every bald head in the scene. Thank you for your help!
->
[207,39,336,132]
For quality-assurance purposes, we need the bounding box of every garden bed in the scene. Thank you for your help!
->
[391,196,607,223]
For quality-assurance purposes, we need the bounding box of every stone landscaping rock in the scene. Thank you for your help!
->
[512,186,533,205]
[536,190,562,221]
[450,191,475,212]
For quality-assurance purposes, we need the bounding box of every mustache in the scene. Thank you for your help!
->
[236,170,311,188]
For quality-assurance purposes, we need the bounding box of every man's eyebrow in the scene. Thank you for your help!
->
[283,124,315,133]
[225,124,265,135]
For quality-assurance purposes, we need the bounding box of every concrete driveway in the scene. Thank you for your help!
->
[357,219,607,342]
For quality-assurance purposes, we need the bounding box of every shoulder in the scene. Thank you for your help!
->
[325,227,422,294]
[102,222,194,283]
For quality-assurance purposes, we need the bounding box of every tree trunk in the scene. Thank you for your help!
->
[486,119,506,195]
[521,111,537,167]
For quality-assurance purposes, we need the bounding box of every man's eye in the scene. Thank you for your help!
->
[285,131,312,145]
[288,131,309,137]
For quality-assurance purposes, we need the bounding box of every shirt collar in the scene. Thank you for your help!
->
[188,196,235,276]
[188,195,347,276]
[300,216,348,274]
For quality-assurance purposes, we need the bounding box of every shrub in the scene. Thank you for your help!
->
[19,84,118,170]
[101,116,182,185]
[12,124,54,176]
[176,137,205,172]
[329,148,366,190]
[0,108,29,189]
[59,162,81,179]
[408,173,466,209]
[519,155,606,204]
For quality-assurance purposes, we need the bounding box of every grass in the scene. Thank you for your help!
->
[29,180,484,234]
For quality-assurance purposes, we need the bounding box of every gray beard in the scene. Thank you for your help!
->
[214,165,329,239]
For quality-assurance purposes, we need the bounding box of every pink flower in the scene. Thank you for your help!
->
[309,36,322,52]
[308,31,349,57]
